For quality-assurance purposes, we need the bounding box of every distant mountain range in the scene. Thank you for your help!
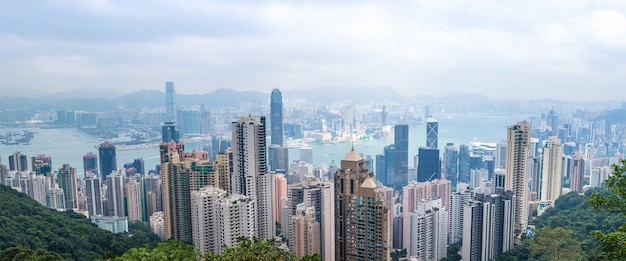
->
[0,86,621,113]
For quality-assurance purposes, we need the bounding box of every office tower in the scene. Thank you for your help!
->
[496,142,507,168]
[459,145,470,183]
[505,121,531,232]
[470,169,489,189]
[546,109,558,135]
[177,109,201,136]
[126,178,143,221]
[406,198,448,260]
[335,147,391,261]
[541,137,563,202]
[83,152,98,175]
[563,142,576,156]
[47,184,66,210]
[9,152,28,171]
[426,117,439,149]
[165,81,176,121]
[570,152,585,193]
[98,141,117,180]
[31,154,52,176]
[268,145,289,172]
[529,157,542,194]
[85,173,103,216]
[292,204,321,258]
[271,89,284,146]
[392,203,404,249]
[133,158,145,175]
[106,170,125,217]
[450,189,474,244]
[300,147,313,164]
[381,105,388,125]
[57,164,79,209]
[274,174,287,224]
[375,154,387,185]
[394,124,409,192]
[444,143,459,189]
[417,147,441,182]
[200,110,211,135]
[162,121,180,143]
[231,115,275,240]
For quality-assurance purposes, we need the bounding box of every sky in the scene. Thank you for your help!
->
[1,0,626,100]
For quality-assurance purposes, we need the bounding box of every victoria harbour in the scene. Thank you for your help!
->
[0,113,530,176]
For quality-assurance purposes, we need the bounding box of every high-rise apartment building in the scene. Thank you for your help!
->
[450,189,474,244]
[417,147,441,182]
[165,81,176,122]
[402,179,451,249]
[274,174,287,224]
[505,121,531,232]
[106,170,125,217]
[394,124,409,192]
[98,141,117,180]
[160,140,190,242]
[85,173,103,217]
[570,152,585,193]
[47,184,66,210]
[126,178,143,222]
[270,89,284,146]
[426,117,439,149]
[335,148,391,261]
[83,152,98,175]
[9,151,28,171]
[541,136,563,202]
[57,163,78,209]
[231,115,275,240]
[406,198,448,260]
[292,204,321,258]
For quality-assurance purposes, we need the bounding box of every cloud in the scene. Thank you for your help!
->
[1,0,626,100]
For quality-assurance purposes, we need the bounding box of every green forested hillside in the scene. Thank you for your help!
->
[499,188,626,260]
[0,184,160,260]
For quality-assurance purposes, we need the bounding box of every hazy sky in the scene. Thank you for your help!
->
[2,0,626,100]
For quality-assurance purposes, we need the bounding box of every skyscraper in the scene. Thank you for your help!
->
[450,189,474,244]
[165,81,176,122]
[85,173,103,216]
[406,198,448,260]
[268,145,289,172]
[541,136,563,202]
[126,178,143,222]
[160,141,190,241]
[274,174,287,224]
[570,152,585,193]
[505,121,531,232]
[232,115,275,240]
[98,141,117,180]
[83,152,98,175]
[271,89,284,146]
[459,144,471,183]
[394,124,409,192]
[417,147,441,182]
[162,121,180,143]
[443,143,459,189]
[335,147,391,261]
[31,154,52,176]
[57,163,78,210]
[426,117,439,149]
[106,170,125,217]
[9,151,28,171]
[293,204,321,258]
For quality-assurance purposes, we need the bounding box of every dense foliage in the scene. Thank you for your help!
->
[589,159,626,260]
[0,184,160,260]
[101,237,321,261]
[499,177,626,260]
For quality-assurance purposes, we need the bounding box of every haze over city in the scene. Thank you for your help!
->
[2,1,626,100]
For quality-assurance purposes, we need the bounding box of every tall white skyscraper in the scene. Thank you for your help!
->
[541,136,563,202]
[406,198,448,260]
[505,121,531,232]
[106,170,126,217]
[450,189,474,244]
[85,173,103,216]
[231,115,275,240]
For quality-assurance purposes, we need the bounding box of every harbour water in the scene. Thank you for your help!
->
[0,113,531,176]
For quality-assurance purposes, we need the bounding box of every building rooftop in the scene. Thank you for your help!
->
[342,145,363,162]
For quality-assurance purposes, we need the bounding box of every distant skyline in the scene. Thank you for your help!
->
[2,1,626,101]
